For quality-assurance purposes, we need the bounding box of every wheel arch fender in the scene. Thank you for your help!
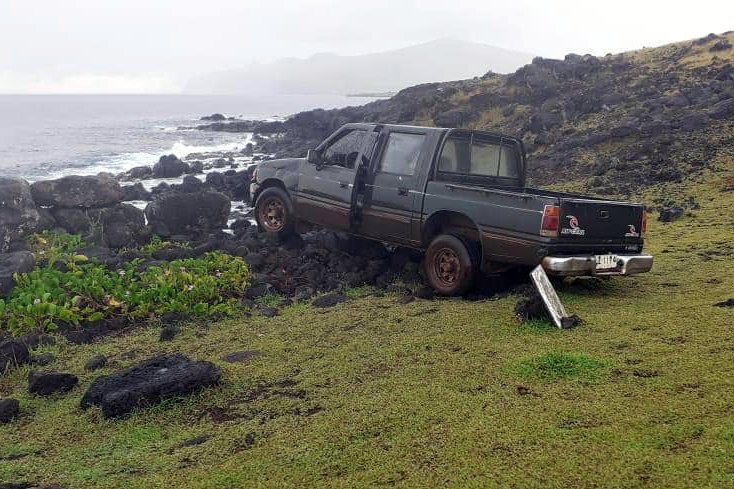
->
[421,210,484,263]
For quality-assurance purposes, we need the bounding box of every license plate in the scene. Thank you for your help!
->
[595,254,619,270]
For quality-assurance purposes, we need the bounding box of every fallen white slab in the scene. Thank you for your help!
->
[530,265,568,329]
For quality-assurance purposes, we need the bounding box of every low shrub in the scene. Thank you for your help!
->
[0,233,250,335]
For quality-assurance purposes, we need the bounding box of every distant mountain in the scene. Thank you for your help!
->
[185,39,535,95]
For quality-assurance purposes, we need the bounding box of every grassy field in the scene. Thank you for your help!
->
[1,173,734,488]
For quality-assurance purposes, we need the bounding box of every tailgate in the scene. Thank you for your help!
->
[559,199,644,240]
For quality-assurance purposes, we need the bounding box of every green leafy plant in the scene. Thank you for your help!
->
[1,247,250,335]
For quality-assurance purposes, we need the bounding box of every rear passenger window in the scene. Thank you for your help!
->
[378,132,425,175]
[471,139,501,176]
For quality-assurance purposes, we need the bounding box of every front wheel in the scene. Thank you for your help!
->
[254,187,295,237]
[424,234,477,296]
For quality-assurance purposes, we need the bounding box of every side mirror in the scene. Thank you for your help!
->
[307,149,321,165]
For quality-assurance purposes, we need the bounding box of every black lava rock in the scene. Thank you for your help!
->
[0,338,31,371]
[515,294,550,321]
[258,306,279,317]
[658,206,684,222]
[28,371,79,396]
[311,293,348,308]
[85,354,108,371]
[80,354,221,418]
[0,398,20,423]
[414,286,435,300]
[159,325,179,342]
[31,352,55,366]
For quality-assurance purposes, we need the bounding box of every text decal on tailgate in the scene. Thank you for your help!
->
[560,215,586,236]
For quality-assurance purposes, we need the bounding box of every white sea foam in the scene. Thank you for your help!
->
[28,135,253,183]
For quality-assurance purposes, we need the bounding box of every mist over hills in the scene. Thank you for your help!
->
[185,39,534,95]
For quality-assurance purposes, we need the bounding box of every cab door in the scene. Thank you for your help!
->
[296,128,369,231]
[359,128,428,245]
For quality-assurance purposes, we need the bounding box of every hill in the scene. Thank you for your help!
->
[184,39,534,95]
[248,31,734,210]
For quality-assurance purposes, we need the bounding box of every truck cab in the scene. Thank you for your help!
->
[250,123,653,295]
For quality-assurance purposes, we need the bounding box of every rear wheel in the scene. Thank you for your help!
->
[255,186,295,237]
[424,234,477,296]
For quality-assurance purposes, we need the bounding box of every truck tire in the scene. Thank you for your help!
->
[424,234,477,296]
[255,186,295,237]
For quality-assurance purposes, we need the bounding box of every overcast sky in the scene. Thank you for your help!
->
[1,0,732,94]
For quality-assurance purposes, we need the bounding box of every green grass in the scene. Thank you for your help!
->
[511,352,608,382]
[1,173,734,488]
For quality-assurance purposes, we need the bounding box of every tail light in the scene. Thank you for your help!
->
[540,204,560,237]
[641,209,648,237]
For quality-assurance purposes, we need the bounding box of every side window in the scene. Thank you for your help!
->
[322,130,366,169]
[378,132,425,175]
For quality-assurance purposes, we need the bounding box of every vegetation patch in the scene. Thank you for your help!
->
[0,233,250,334]
[511,352,608,382]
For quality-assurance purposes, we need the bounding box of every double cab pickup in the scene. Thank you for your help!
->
[250,123,653,295]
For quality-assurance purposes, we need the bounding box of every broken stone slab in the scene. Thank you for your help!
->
[80,354,221,418]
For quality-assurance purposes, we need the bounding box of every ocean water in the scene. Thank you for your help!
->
[0,94,375,182]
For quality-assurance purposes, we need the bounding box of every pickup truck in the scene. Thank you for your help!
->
[250,123,653,295]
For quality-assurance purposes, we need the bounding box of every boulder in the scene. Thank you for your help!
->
[126,165,154,180]
[0,251,35,297]
[153,155,190,178]
[51,204,147,248]
[28,371,78,396]
[659,206,685,222]
[0,398,19,423]
[91,204,147,249]
[181,175,203,193]
[189,161,204,174]
[121,183,152,201]
[32,352,55,366]
[50,208,91,234]
[145,191,230,237]
[0,337,31,371]
[30,175,123,208]
[80,354,221,418]
[85,354,108,371]
[0,178,41,252]
[312,293,348,308]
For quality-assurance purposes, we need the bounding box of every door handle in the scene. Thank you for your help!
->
[339,181,349,188]
[398,187,409,196]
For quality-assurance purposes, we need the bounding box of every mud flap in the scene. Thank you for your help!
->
[530,265,574,329]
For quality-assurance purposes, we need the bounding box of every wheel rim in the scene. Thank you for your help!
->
[259,197,286,232]
[433,247,461,287]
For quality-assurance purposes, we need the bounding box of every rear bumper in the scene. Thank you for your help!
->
[542,254,654,276]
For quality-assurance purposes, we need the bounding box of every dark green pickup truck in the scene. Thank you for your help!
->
[250,123,653,295]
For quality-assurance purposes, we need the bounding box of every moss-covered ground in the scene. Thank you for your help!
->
[1,172,734,488]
